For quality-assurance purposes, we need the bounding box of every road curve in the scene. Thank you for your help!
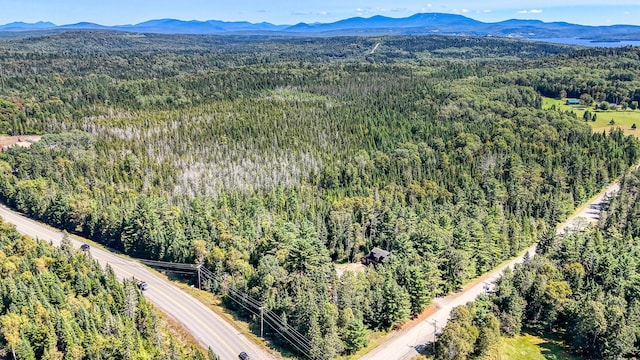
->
[361,179,623,360]
[0,205,277,360]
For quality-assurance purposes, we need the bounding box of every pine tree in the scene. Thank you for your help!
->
[381,272,411,330]
[343,319,368,354]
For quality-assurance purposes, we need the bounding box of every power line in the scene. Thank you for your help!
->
[261,312,313,357]
[136,258,315,359]
[263,311,311,345]
[139,259,199,270]
[262,317,313,358]
[200,265,315,358]
[263,312,313,353]
[160,269,199,276]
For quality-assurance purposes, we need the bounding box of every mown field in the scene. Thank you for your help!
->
[542,96,640,137]
[499,333,579,360]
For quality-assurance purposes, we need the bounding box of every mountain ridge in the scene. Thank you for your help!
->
[1,13,640,40]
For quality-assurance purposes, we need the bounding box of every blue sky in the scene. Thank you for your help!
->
[1,0,639,26]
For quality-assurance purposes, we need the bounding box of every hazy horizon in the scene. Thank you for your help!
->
[0,1,639,27]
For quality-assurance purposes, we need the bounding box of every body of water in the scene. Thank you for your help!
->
[534,37,640,47]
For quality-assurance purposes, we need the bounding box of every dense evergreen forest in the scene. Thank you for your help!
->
[0,219,209,359]
[0,32,639,358]
[434,168,640,360]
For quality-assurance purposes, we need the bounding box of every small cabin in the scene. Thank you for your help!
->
[566,99,580,105]
[361,247,391,266]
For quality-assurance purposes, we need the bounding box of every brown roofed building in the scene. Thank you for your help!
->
[361,247,391,266]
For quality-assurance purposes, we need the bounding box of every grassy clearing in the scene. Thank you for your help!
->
[542,96,640,137]
[499,332,579,360]
[340,330,388,360]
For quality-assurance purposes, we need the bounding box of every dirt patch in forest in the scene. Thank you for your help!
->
[0,135,42,149]
[335,262,366,277]
[396,301,441,331]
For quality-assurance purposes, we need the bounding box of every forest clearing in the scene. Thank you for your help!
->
[543,96,640,136]
[0,134,41,148]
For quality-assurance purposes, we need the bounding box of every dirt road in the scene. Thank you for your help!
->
[360,179,623,360]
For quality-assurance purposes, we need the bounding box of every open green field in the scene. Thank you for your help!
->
[499,333,579,360]
[543,96,640,137]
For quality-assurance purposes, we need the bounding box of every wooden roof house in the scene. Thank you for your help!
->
[361,247,391,266]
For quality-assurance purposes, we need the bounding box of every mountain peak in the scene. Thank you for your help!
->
[0,13,638,40]
[0,21,56,30]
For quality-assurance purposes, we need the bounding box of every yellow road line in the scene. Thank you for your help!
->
[150,280,239,355]
[101,254,239,356]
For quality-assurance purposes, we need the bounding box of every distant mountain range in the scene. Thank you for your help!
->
[1,13,640,41]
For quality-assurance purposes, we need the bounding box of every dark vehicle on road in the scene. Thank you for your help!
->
[135,279,149,291]
[80,243,90,251]
[238,352,250,360]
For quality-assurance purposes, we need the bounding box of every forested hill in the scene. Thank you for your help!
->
[0,31,574,56]
[0,220,208,359]
[0,32,638,358]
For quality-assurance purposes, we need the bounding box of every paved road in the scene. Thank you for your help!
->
[361,180,622,360]
[0,205,276,360]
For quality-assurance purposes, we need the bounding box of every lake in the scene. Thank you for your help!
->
[534,37,640,47]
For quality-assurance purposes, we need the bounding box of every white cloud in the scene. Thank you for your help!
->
[482,9,492,13]
[518,9,543,14]
[461,9,470,13]
[420,4,433,12]
[376,7,402,12]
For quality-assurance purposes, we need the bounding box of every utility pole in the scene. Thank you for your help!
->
[260,306,265,338]
[197,264,202,290]
[432,319,438,352]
